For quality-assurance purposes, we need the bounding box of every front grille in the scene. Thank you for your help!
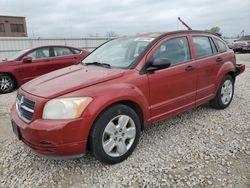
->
[16,93,36,123]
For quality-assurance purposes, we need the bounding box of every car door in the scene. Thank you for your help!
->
[191,35,224,106]
[18,47,54,83]
[146,35,197,122]
[50,47,78,70]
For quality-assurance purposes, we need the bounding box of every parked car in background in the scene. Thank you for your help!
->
[11,30,245,164]
[232,35,250,52]
[0,45,89,94]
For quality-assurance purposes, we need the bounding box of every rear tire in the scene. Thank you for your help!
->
[0,73,16,94]
[210,75,234,109]
[89,104,141,164]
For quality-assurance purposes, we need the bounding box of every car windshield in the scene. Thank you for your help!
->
[81,37,155,68]
[7,49,29,61]
[239,36,250,41]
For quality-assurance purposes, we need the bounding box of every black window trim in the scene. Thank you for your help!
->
[208,37,218,54]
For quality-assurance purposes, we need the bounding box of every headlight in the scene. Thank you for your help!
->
[42,97,93,120]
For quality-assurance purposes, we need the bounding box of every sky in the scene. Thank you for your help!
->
[0,0,250,38]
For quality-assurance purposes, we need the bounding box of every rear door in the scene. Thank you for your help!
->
[191,35,224,106]
[147,34,197,122]
[50,47,79,70]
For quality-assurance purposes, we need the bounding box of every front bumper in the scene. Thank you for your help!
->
[11,105,92,158]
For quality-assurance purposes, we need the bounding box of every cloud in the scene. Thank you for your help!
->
[0,0,249,37]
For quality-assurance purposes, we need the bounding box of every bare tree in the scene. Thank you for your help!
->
[106,31,118,37]
[88,33,99,37]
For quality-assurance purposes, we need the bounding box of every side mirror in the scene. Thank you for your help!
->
[22,56,32,63]
[147,58,171,72]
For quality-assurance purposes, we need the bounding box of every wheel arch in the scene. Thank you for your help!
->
[86,99,145,151]
[115,100,144,130]
[226,71,236,82]
[214,61,236,94]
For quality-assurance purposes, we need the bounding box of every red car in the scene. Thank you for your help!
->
[11,30,245,164]
[0,45,89,94]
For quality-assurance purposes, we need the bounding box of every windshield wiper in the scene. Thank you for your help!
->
[84,62,111,68]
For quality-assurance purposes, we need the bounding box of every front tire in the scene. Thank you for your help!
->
[89,104,141,164]
[0,74,16,94]
[210,75,234,109]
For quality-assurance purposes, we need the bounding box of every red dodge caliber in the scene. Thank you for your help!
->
[11,31,245,164]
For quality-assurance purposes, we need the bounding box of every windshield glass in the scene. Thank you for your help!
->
[82,37,155,68]
[239,36,250,41]
[7,49,29,61]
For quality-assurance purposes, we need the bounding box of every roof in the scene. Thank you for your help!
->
[0,15,25,19]
[123,30,221,41]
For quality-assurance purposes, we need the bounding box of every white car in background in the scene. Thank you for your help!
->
[232,35,250,52]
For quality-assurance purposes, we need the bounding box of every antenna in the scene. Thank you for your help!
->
[178,17,192,30]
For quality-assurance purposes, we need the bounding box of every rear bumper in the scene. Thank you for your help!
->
[242,46,250,51]
[235,64,245,76]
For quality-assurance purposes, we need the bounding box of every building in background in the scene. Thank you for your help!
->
[0,15,27,37]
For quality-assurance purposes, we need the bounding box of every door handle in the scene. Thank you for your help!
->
[216,57,223,62]
[185,65,194,71]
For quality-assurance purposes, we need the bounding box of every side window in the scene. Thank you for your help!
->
[151,37,191,66]
[27,48,50,60]
[54,47,74,57]
[215,39,227,52]
[193,37,213,58]
[209,38,218,54]
[71,48,82,54]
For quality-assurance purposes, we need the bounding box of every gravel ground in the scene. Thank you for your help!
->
[0,54,250,188]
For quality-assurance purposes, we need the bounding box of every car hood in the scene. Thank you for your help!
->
[21,65,125,98]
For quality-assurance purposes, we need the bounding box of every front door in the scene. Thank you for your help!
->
[18,47,54,83]
[146,35,197,122]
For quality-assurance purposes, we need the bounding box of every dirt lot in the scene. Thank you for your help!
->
[0,54,249,187]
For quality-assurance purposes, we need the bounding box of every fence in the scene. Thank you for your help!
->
[0,37,111,60]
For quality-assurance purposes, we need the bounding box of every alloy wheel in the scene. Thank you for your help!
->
[221,79,233,105]
[0,75,13,92]
[102,115,136,157]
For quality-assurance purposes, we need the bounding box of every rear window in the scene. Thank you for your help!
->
[54,47,74,56]
[193,37,213,58]
[72,48,82,54]
[215,39,227,52]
